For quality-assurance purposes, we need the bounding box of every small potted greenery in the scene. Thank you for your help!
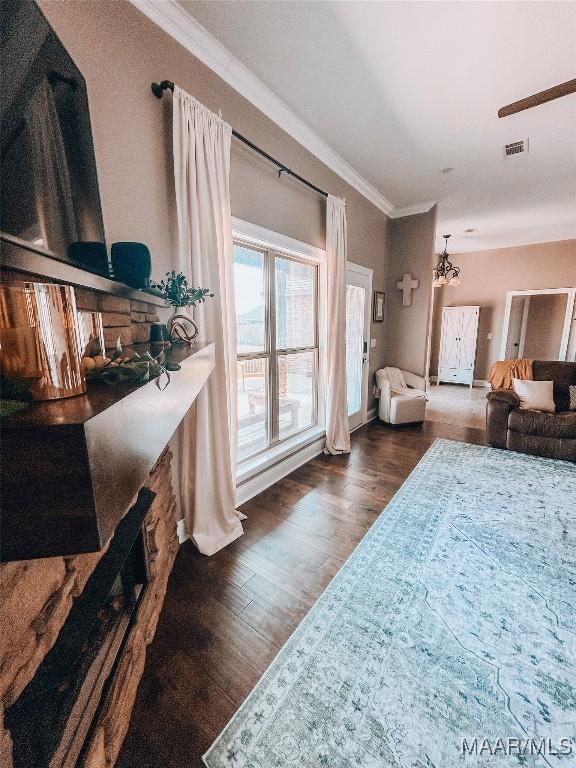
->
[150,271,213,344]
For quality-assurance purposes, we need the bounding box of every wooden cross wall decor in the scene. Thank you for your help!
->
[396,273,419,307]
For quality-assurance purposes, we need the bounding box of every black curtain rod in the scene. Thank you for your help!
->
[151,80,328,199]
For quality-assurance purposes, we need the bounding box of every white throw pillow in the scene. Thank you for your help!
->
[512,378,555,413]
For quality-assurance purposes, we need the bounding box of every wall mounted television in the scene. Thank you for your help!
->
[0,0,107,276]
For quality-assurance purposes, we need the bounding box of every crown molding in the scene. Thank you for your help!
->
[388,201,436,219]
[129,0,395,215]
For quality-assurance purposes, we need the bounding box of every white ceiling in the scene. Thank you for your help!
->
[172,1,576,253]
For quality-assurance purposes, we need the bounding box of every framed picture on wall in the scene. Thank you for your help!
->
[373,291,385,322]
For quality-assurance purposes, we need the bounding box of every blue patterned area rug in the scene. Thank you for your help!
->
[204,440,576,768]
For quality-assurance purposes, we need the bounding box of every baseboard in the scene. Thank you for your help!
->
[235,435,326,506]
[429,375,489,389]
[350,407,379,435]
[366,406,378,422]
[176,432,338,539]
[184,412,380,529]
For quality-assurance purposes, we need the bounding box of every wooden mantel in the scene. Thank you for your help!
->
[0,342,215,562]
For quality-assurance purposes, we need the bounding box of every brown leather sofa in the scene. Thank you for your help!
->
[486,361,576,462]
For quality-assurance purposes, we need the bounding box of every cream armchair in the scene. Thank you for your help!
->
[375,367,427,425]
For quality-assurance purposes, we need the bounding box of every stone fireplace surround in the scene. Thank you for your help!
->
[0,447,179,768]
[0,272,205,767]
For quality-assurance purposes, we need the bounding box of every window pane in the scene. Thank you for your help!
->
[275,256,315,349]
[278,351,315,440]
[234,245,265,353]
[346,284,365,416]
[237,358,268,461]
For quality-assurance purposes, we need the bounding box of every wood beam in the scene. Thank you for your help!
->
[498,78,576,118]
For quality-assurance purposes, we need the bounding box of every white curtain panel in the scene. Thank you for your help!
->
[172,87,244,555]
[325,195,351,455]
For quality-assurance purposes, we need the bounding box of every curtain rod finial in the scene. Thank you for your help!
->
[151,80,174,98]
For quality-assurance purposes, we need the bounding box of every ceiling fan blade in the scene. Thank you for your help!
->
[498,78,576,118]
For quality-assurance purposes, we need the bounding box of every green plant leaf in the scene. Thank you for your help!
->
[87,338,102,357]
[110,337,123,361]
[0,399,29,418]
[149,271,214,308]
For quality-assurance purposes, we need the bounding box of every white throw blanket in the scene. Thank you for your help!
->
[375,367,428,400]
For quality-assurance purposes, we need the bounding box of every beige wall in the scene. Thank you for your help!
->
[430,239,576,380]
[384,206,437,377]
[39,0,390,408]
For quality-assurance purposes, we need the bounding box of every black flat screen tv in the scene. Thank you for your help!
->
[0,0,107,275]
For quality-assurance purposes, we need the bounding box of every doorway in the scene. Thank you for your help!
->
[346,262,372,431]
[501,288,576,361]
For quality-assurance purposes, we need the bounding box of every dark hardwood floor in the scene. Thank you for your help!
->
[117,419,485,768]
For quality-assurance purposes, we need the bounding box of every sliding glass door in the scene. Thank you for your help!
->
[234,242,319,463]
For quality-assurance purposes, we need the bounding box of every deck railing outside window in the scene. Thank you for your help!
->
[234,241,319,463]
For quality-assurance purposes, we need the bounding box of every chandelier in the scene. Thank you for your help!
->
[433,234,461,287]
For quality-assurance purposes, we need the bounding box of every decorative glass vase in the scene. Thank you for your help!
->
[0,282,86,400]
[167,307,199,344]
[77,310,105,355]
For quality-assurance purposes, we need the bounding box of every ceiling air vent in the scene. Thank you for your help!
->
[504,138,529,158]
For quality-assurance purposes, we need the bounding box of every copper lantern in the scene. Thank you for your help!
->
[0,282,86,400]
